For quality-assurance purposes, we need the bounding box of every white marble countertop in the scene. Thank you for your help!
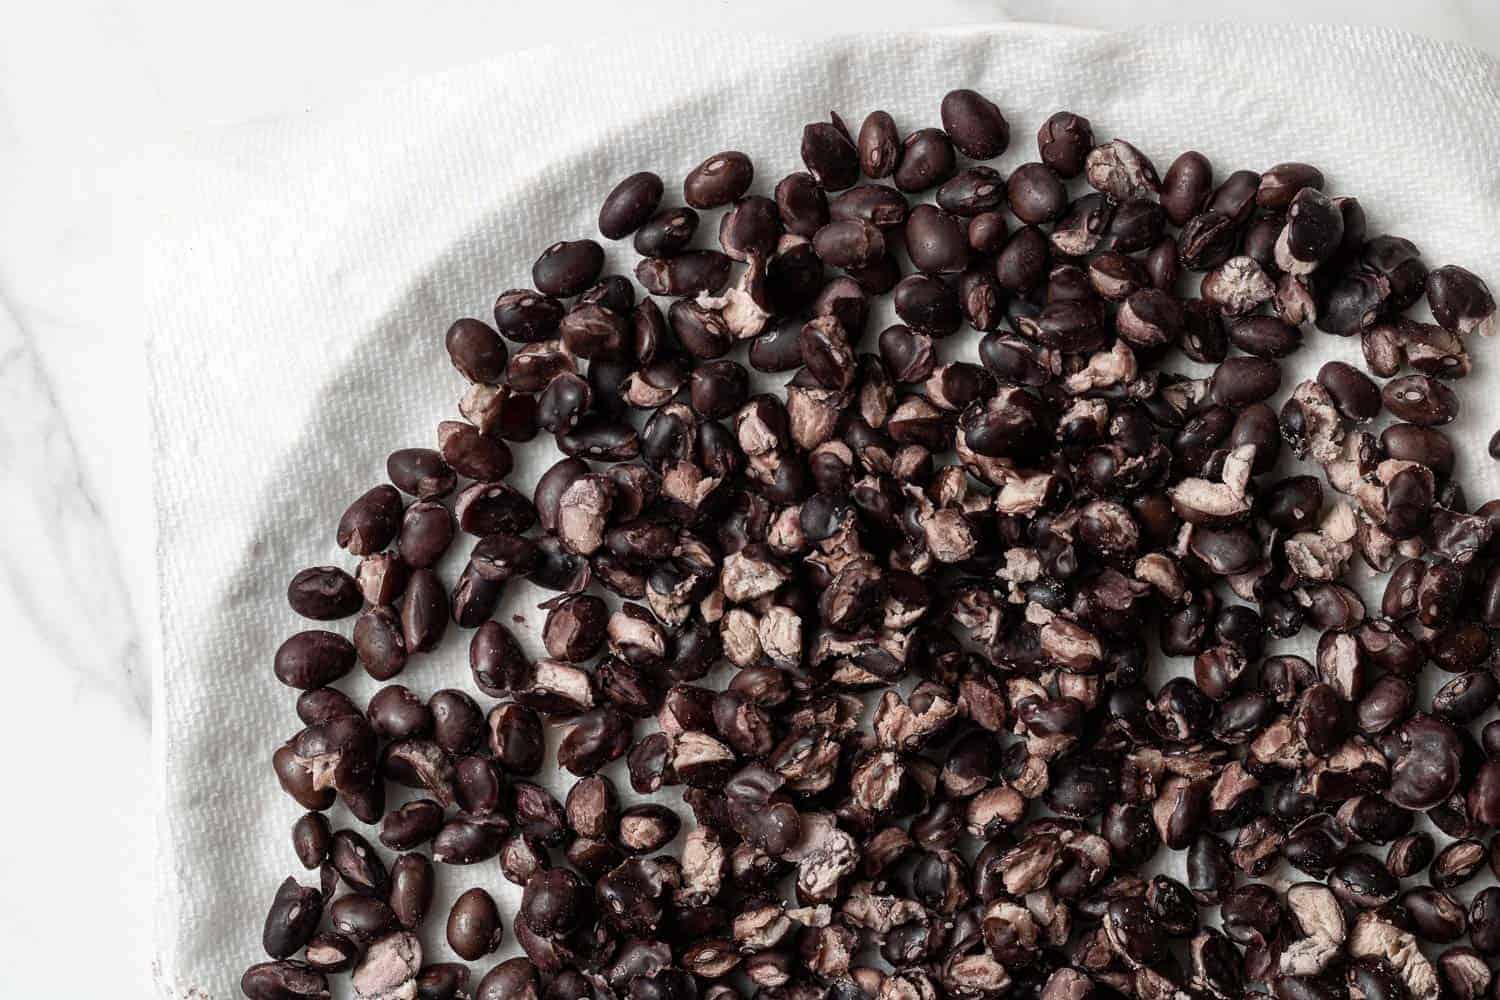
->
[5,2,1498,996]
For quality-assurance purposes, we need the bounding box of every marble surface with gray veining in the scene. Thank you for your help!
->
[2,2,1496,996]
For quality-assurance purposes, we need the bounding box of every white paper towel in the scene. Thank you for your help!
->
[146,23,1500,998]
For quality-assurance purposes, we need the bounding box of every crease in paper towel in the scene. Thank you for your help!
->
[145,24,1500,998]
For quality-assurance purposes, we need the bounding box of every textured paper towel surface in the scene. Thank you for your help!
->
[146,24,1500,998]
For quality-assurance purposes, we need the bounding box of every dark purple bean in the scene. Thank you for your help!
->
[633,207,698,258]
[287,567,362,621]
[1006,163,1066,224]
[684,151,753,210]
[857,110,900,179]
[1161,151,1212,226]
[1383,374,1459,426]
[904,204,969,275]
[893,128,956,193]
[940,89,1009,160]
[598,171,663,240]
[801,116,859,191]
[1036,111,1092,178]
[338,485,404,556]
[447,888,504,961]
[1316,361,1381,422]
[275,631,356,690]
[531,239,603,297]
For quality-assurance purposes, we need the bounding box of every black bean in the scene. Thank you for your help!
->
[438,420,513,481]
[765,241,827,311]
[636,250,732,297]
[1161,151,1213,225]
[475,958,538,1000]
[1257,162,1324,210]
[1178,211,1237,272]
[893,128,956,193]
[1230,403,1281,473]
[328,894,398,946]
[354,552,407,607]
[940,89,1008,160]
[289,813,332,872]
[768,173,825,240]
[689,359,749,419]
[261,877,323,959]
[1382,423,1454,479]
[1228,315,1302,358]
[556,305,626,363]
[1086,138,1159,200]
[387,448,455,500]
[936,165,1005,217]
[967,211,1008,254]
[338,487,405,567]
[1472,888,1500,954]
[812,219,885,270]
[423,689,480,756]
[416,964,471,1000]
[1045,194,1110,259]
[598,171,663,240]
[1036,111,1092,178]
[1209,356,1282,408]
[747,321,804,373]
[1006,163,1066,224]
[995,226,1051,292]
[274,631,356,690]
[530,239,603,297]
[330,828,388,897]
[445,318,509,385]
[893,274,962,337]
[519,869,589,940]
[394,502,451,571]
[399,568,448,653]
[684,151,753,209]
[801,116,859,191]
[241,961,329,1000]
[492,289,564,344]
[1383,374,1459,425]
[543,594,608,662]
[456,481,538,537]
[294,688,360,728]
[1310,361,1379,423]
[718,195,782,261]
[1106,896,1166,964]
[488,701,545,775]
[1329,852,1398,909]
[1428,264,1495,337]
[377,854,429,933]
[1433,838,1489,890]
[1208,169,1260,225]
[856,110,900,179]
[1276,187,1343,272]
[1319,267,1391,335]
[447,888,504,961]
[1108,198,1166,253]
[287,567,362,621]
[632,206,698,258]
[378,799,443,852]
[904,204,969,275]
[351,608,405,682]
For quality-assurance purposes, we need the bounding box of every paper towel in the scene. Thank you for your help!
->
[146,23,1500,998]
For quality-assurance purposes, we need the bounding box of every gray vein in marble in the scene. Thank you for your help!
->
[0,294,148,720]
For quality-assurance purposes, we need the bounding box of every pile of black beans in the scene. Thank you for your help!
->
[244,87,1500,1000]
